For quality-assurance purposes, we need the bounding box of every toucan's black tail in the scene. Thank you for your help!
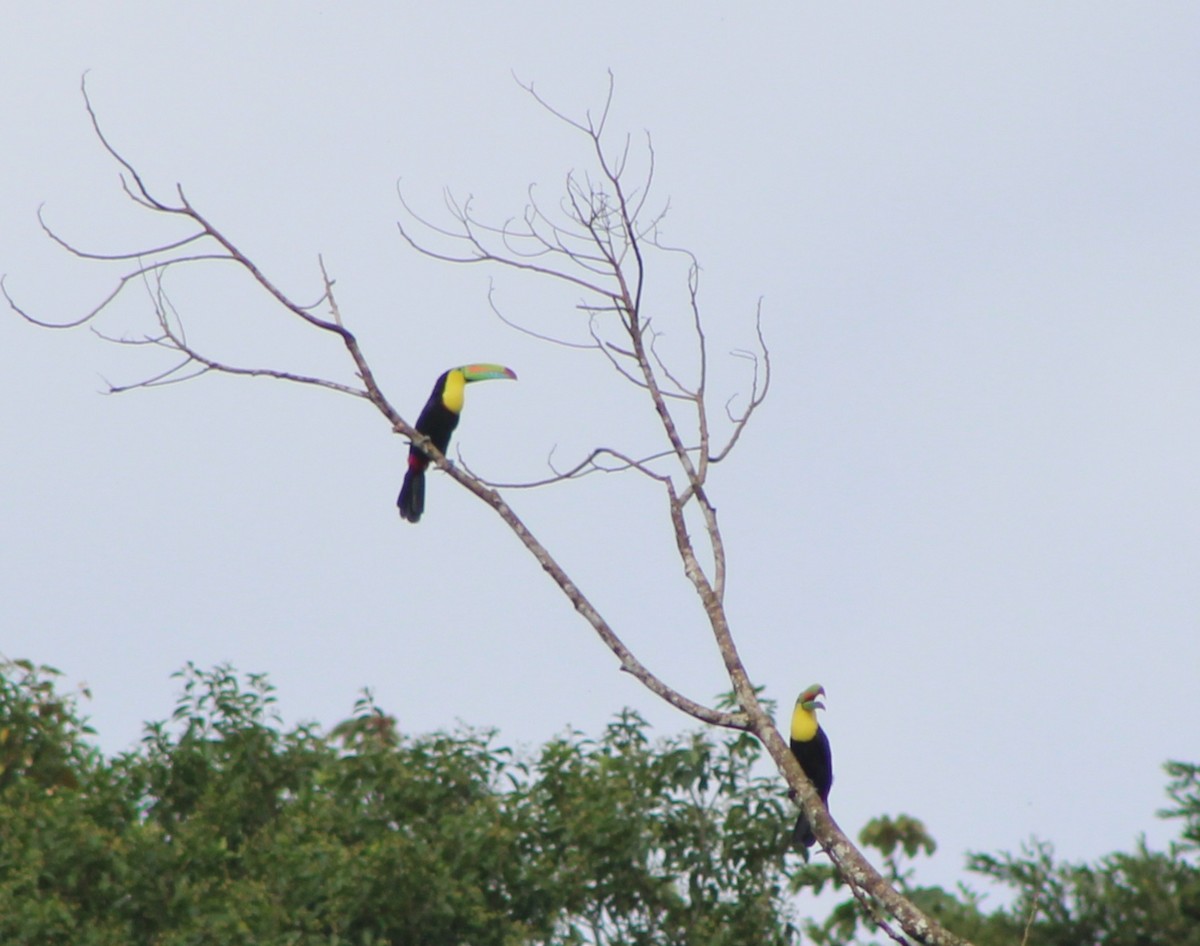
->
[397,468,425,522]
[792,811,816,849]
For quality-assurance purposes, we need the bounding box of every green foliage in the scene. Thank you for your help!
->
[1162,760,1200,851]
[790,812,995,946]
[525,709,795,945]
[0,658,94,792]
[6,658,1200,945]
[968,833,1200,946]
[958,761,1200,945]
[0,660,802,945]
[858,814,936,881]
[794,762,1200,946]
[0,659,122,945]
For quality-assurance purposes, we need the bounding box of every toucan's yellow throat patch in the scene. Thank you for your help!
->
[441,369,467,413]
[790,683,826,743]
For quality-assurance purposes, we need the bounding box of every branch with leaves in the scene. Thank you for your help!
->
[4,74,970,946]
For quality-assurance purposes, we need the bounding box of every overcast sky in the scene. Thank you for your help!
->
[3,4,1198,899]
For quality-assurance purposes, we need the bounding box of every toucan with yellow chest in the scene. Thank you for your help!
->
[790,683,833,849]
[397,363,517,523]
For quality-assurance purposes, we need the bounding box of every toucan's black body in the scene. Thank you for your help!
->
[789,683,833,850]
[790,726,833,848]
[397,364,516,523]
[397,371,459,522]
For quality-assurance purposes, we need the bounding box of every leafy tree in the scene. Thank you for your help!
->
[5,658,1200,945]
[797,762,1200,946]
[0,659,803,945]
[0,658,93,792]
[960,762,1200,946]
[0,660,126,945]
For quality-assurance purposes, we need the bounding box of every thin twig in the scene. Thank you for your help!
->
[1019,871,1044,946]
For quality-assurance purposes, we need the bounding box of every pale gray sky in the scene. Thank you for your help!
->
[3,4,1198,897]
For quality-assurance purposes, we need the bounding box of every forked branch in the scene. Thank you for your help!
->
[395,75,968,946]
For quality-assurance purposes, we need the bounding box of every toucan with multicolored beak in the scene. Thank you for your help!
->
[397,363,517,523]
[789,683,833,849]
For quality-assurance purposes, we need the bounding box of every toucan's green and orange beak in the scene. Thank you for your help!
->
[460,363,517,383]
[798,683,826,712]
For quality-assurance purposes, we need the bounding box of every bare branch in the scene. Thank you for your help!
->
[81,74,180,213]
[435,457,747,731]
[93,269,371,400]
[3,256,235,329]
[710,300,771,464]
[493,82,970,946]
[513,69,615,139]
[487,283,596,351]
[395,184,614,297]
[471,444,688,490]
[842,879,915,946]
[1020,875,1044,946]
[37,204,206,261]
[317,255,343,327]
[647,329,697,399]
[11,79,969,946]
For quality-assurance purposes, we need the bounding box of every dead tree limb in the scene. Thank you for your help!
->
[4,73,970,946]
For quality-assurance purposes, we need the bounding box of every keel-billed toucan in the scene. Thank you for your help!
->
[790,683,833,849]
[396,363,517,523]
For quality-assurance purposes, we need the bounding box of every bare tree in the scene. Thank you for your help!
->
[3,75,969,946]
